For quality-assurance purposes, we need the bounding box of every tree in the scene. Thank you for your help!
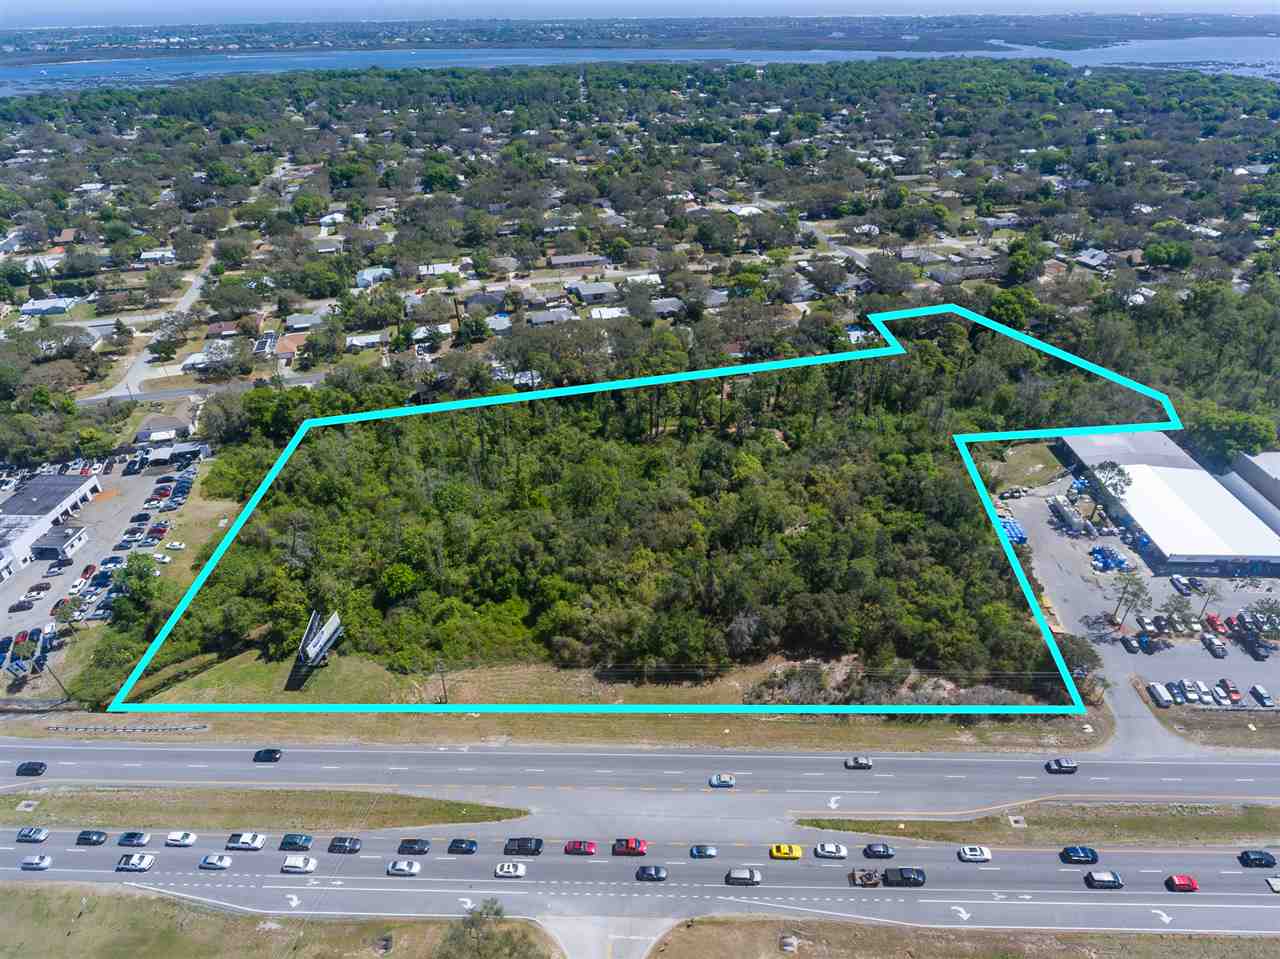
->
[148,334,182,362]
[864,254,914,295]
[1198,582,1222,618]
[1088,460,1131,520]
[431,899,551,959]
[1109,569,1150,625]
[1157,593,1193,624]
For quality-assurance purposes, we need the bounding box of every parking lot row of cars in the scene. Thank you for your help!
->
[1147,677,1273,708]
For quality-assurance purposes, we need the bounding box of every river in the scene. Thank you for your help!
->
[1,35,1278,98]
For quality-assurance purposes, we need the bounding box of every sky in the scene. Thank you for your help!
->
[3,3,1278,31]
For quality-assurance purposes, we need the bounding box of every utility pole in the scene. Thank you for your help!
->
[436,659,448,705]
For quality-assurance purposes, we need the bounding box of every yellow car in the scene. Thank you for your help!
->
[769,843,802,860]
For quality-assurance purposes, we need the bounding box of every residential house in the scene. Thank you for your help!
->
[527,308,576,327]
[19,297,78,316]
[548,253,608,270]
[567,280,619,304]
[345,331,388,352]
[355,266,394,289]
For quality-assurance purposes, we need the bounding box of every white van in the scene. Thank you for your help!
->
[1147,683,1173,708]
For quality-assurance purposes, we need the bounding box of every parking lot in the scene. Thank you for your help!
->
[1006,474,1280,726]
[0,453,199,693]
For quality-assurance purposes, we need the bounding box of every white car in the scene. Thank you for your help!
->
[151,553,172,564]
[165,541,187,550]
[67,577,86,595]
[166,831,198,847]
[843,756,873,770]
[495,861,527,878]
[226,832,267,851]
[387,859,421,877]
[281,855,317,874]
[958,845,992,863]
[117,853,156,872]
[20,854,52,870]
[814,842,848,860]
[200,855,232,870]
[709,773,736,788]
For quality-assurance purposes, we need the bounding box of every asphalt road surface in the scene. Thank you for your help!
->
[1,740,1279,955]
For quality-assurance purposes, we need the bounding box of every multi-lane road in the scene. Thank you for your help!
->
[2,739,1279,956]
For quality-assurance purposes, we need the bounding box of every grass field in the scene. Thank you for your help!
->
[0,886,561,959]
[653,917,1279,959]
[1,787,525,831]
[981,441,1064,491]
[799,802,1280,847]
[3,703,1113,760]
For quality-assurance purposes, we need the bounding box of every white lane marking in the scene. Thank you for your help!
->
[1160,778,1183,782]
[434,857,456,862]
[1016,776,1036,780]
[121,763,143,767]
[57,762,77,766]
[786,789,878,795]
[1236,778,1255,783]
[944,775,966,780]
[873,774,895,778]
[802,773,824,777]
[322,766,339,770]
[662,771,683,775]
[1089,777,1110,781]
[187,764,208,768]
[1139,869,1162,873]
[978,867,1001,871]
[524,769,544,773]
[388,767,408,771]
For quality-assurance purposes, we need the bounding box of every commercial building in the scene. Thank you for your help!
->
[0,474,100,581]
[1058,432,1280,571]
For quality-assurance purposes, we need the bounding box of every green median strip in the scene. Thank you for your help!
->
[1,787,525,832]
[799,803,1280,847]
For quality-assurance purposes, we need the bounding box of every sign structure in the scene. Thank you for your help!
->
[107,303,1181,716]
[297,611,344,667]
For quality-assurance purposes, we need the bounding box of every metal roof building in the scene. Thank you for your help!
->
[1059,432,1280,568]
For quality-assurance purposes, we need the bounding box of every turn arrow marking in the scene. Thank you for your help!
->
[826,796,840,810]
[950,906,971,921]
[1151,909,1174,925]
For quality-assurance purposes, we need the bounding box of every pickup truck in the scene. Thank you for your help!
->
[612,838,648,856]
[882,867,927,887]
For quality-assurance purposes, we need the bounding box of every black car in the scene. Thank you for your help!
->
[8,600,33,613]
[1239,850,1278,868]
[503,837,544,856]
[328,836,362,854]
[76,830,108,846]
[397,838,430,855]
[130,513,151,523]
[1120,635,1140,654]
[636,865,668,881]
[112,541,134,551]
[1060,846,1099,864]
[253,748,283,763]
[882,867,927,887]
[863,843,896,859]
[279,833,313,852]
[119,832,150,847]
[1045,758,1079,774]
[448,838,479,855]
[15,761,46,777]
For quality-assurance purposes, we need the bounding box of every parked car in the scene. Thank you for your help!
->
[1165,681,1187,705]
[1250,684,1274,707]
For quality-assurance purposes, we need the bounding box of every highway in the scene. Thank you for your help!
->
[2,739,1279,955]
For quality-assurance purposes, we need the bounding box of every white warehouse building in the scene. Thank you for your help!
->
[1058,432,1280,572]
[0,474,101,582]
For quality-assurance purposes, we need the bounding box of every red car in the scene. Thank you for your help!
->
[1204,613,1227,635]
[154,488,172,498]
[612,838,648,856]
[1220,679,1243,704]
[1165,874,1198,892]
[14,630,27,645]
[147,526,168,537]
[81,564,97,578]
[564,840,597,856]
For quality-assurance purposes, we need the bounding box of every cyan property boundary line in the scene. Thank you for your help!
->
[108,303,1181,715]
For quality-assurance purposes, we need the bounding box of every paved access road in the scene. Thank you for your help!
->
[2,740,1279,956]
